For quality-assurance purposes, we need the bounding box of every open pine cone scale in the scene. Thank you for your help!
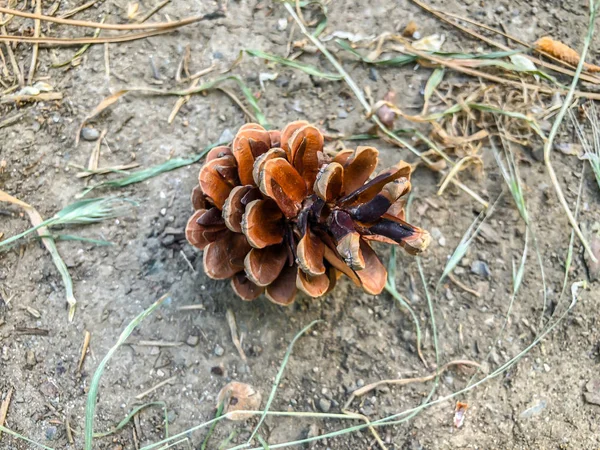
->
[186,121,431,305]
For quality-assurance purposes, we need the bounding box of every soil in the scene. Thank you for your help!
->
[1,0,600,449]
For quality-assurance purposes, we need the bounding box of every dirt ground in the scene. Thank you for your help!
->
[1,0,600,449]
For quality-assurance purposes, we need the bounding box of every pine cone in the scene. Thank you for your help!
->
[186,122,431,305]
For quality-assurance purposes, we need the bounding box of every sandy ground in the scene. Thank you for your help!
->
[1,0,600,449]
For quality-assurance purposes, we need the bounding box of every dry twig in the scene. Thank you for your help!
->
[226,308,247,362]
[78,330,92,372]
[0,388,13,439]
[135,376,177,400]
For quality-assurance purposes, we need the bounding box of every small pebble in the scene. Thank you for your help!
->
[81,127,100,141]
[368,67,378,81]
[470,260,491,279]
[317,398,331,412]
[160,208,167,216]
[186,335,199,347]
[45,426,58,441]
[277,18,288,31]
[214,344,225,356]
[167,410,177,422]
[219,128,234,143]
[161,235,175,246]
[25,350,36,368]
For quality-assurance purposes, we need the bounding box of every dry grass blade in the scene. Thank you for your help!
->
[0,92,63,104]
[344,360,481,409]
[78,330,92,372]
[0,387,13,439]
[138,0,171,24]
[59,0,100,19]
[0,10,223,47]
[1,24,21,85]
[0,190,77,321]
[135,376,177,400]
[27,0,41,85]
[0,111,25,128]
[226,308,247,362]
[543,0,598,263]
[437,155,480,196]
[0,6,220,31]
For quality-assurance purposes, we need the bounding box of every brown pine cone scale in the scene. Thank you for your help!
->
[186,122,431,305]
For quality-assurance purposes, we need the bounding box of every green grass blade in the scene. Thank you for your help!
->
[246,49,343,80]
[201,401,224,450]
[51,18,103,68]
[94,402,169,438]
[85,293,170,450]
[51,234,114,246]
[423,68,444,108]
[247,320,323,444]
[385,246,426,366]
[0,425,55,450]
[53,197,137,226]
[256,435,271,449]
[83,142,224,195]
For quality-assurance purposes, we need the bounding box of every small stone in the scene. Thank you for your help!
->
[214,344,224,356]
[186,335,199,346]
[167,410,177,422]
[25,350,36,368]
[277,18,288,31]
[40,381,59,399]
[160,208,167,216]
[584,392,600,406]
[470,260,491,279]
[45,426,58,441]
[156,369,165,377]
[81,127,100,141]
[305,423,319,439]
[368,67,378,81]
[161,235,175,246]
[219,128,234,143]
[479,222,500,244]
[357,379,365,388]
[338,110,348,119]
[211,365,225,376]
[317,398,331,412]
